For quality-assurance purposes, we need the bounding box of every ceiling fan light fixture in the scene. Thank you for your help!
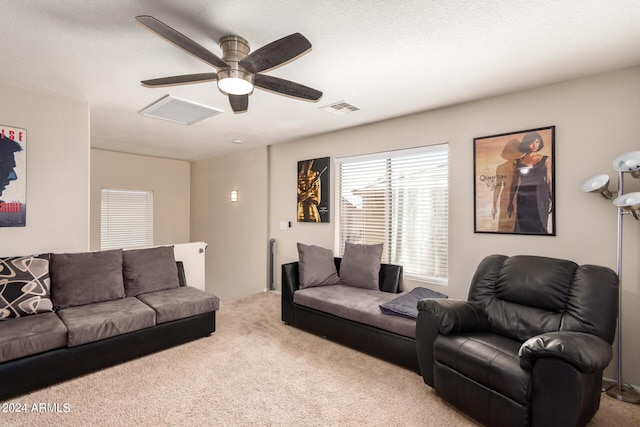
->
[217,69,254,95]
[136,16,321,113]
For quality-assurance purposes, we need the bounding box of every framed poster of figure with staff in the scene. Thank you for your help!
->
[297,156,330,223]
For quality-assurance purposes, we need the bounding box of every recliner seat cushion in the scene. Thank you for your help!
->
[0,312,67,362]
[136,286,219,324]
[434,332,530,404]
[57,297,156,347]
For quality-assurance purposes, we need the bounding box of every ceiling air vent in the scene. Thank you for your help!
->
[139,95,223,125]
[320,101,360,116]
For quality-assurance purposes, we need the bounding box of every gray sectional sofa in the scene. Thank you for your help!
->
[0,245,219,400]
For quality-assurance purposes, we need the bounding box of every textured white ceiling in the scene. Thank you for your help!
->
[3,0,640,160]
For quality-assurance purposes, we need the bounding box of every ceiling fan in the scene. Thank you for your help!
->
[135,15,323,113]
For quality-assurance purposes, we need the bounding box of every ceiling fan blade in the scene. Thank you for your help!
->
[229,94,248,113]
[135,15,229,69]
[254,74,322,101]
[141,73,218,87]
[239,33,311,74]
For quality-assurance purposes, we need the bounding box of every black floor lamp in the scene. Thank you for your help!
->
[582,151,640,404]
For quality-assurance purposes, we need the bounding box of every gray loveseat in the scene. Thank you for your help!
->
[0,245,219,400]
[282,242,449,373]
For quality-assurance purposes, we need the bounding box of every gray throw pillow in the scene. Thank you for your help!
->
[297,243,340,289]
[51,249,125,309]
[123,246,179,297]
[0,254,53,320]
[339,242,383,290]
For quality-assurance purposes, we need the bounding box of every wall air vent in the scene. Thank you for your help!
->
[139,95,223,125]
[320,101,360,116]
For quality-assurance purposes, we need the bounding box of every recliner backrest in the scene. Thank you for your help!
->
[468,254,618,343]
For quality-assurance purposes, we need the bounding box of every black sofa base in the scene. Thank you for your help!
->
[287,304,419,373]
[0,311,215,400]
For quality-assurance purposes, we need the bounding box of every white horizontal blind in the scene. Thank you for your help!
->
[100,189,153,250]
[336,144,448,283]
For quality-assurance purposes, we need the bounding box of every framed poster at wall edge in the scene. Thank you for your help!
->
[297,156,330,223]
[473,126,555,235]
[0,125,26,227]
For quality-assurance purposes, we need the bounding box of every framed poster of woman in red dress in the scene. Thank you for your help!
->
[473,126,555,235]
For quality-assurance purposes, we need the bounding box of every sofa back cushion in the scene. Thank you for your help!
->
[338,242,383,290]
[333,258,403,293]
[122,246,179,297]
[50,249,125,309]
[468,254,618,343]
[297,243,340,289]
[0,254,53,320]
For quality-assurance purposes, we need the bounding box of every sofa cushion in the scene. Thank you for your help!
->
[123,246,179,297]
[50,249,125,309]
[339,242,383,290]
[137,286,220,324]
[0,312,67,362]
[297,243,340,289]
[57,298,156,347]
[434,332,530,404]
[294,284,416,338]
[0,254,53,320]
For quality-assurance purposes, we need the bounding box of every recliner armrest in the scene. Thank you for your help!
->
[417,299,489,334]
[416,299,489,386]
[519,331,612,373]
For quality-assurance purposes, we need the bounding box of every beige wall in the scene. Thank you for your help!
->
[89,148,190,250]
[265,67,640,386]
[0,85,89,257]
[8,66,635,383]
[190,147,269,300]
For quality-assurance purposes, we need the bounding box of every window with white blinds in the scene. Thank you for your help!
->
[100,189,153,250]
[335,144,449,284]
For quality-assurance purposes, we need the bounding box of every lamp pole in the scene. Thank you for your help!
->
[604,170,640,403]
[583,152,640,403]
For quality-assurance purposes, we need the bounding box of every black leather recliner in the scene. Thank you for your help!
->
[416,254,619,427]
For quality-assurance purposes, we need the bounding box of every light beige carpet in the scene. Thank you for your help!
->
[2,292,639,426]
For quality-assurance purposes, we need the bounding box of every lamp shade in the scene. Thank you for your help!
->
[613,151,640,173]
[613,192,640,209]
[581,174,610,193]
[614,191,640,220]
[582,174,614,199]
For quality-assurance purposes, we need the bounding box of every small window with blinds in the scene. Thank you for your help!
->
[100,189,153,250]
[335,144,448,284]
